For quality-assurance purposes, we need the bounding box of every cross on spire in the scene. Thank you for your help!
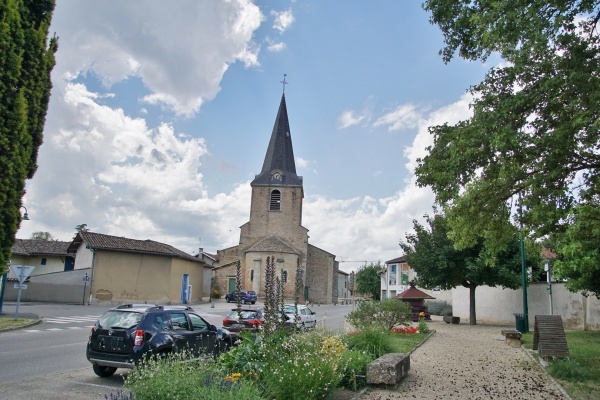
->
[281,74,288,93]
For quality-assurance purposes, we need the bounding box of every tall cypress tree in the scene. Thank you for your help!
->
[0,0,57,274]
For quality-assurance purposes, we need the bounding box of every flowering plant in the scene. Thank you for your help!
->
[390,326,418,334]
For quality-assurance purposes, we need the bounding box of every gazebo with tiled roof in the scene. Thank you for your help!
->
[396,281,435,321]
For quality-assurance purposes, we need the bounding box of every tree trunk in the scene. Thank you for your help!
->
[469,284,477,325]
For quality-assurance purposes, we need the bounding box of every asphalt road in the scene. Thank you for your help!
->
[0,300,352,400]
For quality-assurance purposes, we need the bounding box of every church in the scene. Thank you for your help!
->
[213,90,339,304]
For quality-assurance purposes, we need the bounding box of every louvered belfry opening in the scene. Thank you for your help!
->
[270,190,281,211]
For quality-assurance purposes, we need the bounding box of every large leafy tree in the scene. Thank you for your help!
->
[400,213,541,325]
[417,1,600,296]
[355,262,383,301]
[0,0,57,274]
[548,193,600,298]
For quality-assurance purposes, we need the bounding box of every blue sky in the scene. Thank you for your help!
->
[16,1,491,272]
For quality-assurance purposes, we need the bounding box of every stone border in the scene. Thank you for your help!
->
[521,342,573,400]
[0,314,41,333]
[350,330,436,399]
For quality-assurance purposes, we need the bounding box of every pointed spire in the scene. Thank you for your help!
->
[251,92,303,187]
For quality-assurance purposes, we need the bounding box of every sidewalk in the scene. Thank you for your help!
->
[356,316,570,399]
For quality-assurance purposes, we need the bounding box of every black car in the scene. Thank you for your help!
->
[86,304,232,377]
[224,289,257,304]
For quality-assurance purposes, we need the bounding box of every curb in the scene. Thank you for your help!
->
[521,345,572,400]
[0,315,42,333]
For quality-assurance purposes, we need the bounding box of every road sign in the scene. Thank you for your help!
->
[10,265,35,284]
[14,284,27,289]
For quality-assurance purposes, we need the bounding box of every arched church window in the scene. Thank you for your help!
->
[281,270,287,283]
[270,190,281,211]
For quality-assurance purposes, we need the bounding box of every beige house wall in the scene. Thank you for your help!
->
[170,258,204,302]
[8,255,65,278]
[74,245,94,269]
[90,251,172,304]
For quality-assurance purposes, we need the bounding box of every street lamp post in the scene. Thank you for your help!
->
[21,206,30,221]
[519,195,529,333]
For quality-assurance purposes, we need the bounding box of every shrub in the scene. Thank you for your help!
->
[260,331,346,400]
[418,318,430,334]
[426,300,452,316]
[343,327,395,359]
[346,298,412,331]
[338,350,374,391]
[217,331,282,378]
[124,352,264,399]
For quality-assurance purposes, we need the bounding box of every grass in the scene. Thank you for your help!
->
[389,331,430,353]
[0,316,35,330]
[522,330,600,400]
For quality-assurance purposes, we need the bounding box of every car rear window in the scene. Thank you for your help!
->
[248,291,256,295]
[227,310,257,319]
[98,311,143,329]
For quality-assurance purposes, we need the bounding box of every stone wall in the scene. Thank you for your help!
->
[305,245,335,304]
[452,282,600,330]
[4,268,91,303]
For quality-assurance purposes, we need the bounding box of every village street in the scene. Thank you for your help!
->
[0,300,350,399]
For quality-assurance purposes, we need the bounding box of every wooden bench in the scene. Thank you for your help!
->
[533,315,570,360]
[366,353,410,389]
[443,316,460,324]
[501,329,522,347]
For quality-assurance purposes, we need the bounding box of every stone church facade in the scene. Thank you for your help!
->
[213,93,338,304]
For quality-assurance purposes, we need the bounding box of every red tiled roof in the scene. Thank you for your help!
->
[11,239,71,257]
[385,256,406,264]
[67,231,201,263]
[396,285,435,300]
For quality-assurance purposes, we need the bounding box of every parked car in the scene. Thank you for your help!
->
[224,289,257,304]
[283,304,317,329]
[222,307,265,333]
[86,304,232,378]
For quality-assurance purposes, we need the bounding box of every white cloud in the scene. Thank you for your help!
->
[373,103,424,132]
[295,157,309,169]
[51,1,263,116]
[271,9,294,33]
[267,39,287,52]
[403,93,473,173]
[337,110,368,129]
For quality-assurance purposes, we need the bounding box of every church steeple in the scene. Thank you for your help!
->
[251,93,303,187]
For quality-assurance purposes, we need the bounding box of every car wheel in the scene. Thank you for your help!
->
[251,301,256,304]
[241,299,246,305]
[92,363,117,378]
[226,297,230,303]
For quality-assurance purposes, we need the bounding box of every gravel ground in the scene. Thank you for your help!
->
[354,316,570,400]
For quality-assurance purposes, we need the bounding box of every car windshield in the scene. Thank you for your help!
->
[283,306,297,313]
[98,311,143,329]
[226,310,257,319]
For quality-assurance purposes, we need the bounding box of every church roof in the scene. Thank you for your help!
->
[246,235,300,255]
[251,94,303,187]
